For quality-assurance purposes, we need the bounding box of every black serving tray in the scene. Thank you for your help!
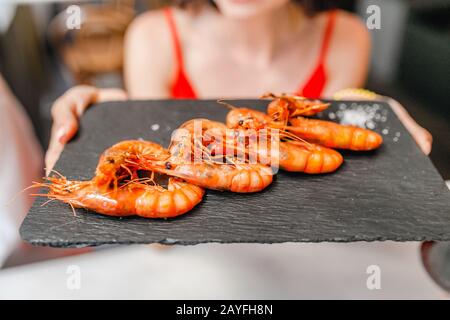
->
[20,100,450,247]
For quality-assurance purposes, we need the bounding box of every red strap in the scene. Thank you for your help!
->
[164,8,197,98]
[318,10,337,61]
[298,10,337,98]
[164,8,184,71]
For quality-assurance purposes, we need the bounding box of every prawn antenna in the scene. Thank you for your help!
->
[217,99,237,110]
[50,169,66,178]
[260,92,277,99]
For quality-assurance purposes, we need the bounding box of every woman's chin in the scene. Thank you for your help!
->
[214,0,289,19]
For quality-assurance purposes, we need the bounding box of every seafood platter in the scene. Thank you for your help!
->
[21,95,450,247]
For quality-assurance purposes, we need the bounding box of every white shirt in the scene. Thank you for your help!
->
[0,75,43,266]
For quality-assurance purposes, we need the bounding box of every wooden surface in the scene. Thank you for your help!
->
[20,100,450,247]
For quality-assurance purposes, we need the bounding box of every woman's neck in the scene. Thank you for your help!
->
[203,3,308,67]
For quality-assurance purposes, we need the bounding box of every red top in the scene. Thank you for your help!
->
[164,8,337,99]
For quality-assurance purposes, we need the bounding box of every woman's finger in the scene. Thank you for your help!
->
[45,86,127,175]
[63,85,99,117]
[51,100,79,143]
[385,97,433,155]
[46,86,98,174]
[416,128,433,155]
[50,86,96,138]
[45,134,65,176]
[45,111,78,175]
[96,88,128,102]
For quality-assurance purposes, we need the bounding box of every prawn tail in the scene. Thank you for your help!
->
[304,146,344,174]
[230,165,274,193]
[280,141,343,174]
[354,129,383,151]
[135,179,205,218]
[326,125,383,151]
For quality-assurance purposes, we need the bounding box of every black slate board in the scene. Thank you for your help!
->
[20,100,450,247]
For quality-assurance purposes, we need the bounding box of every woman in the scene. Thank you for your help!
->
[39,0,440,297]
[46,0,432,172]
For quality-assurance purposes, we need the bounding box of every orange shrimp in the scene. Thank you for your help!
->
[34,140,203,218]
[168,118,228,162]
[287,117,383,151]
[33,175,204,218]
[225,109,343,173]
[148,162,274,193]
[95,140,171,186]
[140,119,274,193]
[208,136,342,174]
[264,93,383,151]
[226,107,273,131]
[263,93,329,119]
[278,141,343,173]
[174,117,342,174]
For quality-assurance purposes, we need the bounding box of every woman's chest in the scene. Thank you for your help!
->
[182,39,322,98]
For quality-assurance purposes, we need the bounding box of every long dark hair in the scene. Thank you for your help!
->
[177,0,351,16]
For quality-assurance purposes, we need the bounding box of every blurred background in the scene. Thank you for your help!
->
[0,0,448,298]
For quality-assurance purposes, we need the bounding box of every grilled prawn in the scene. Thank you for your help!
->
[140,119,274,193]
[225,109,343,173]
[264,93,383,151]
[34,140,203,218]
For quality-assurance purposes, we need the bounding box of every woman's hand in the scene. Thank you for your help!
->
[333,90,433,155]
[386,97,433,155]
[406,123,433,155]
[45,85,127,175]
